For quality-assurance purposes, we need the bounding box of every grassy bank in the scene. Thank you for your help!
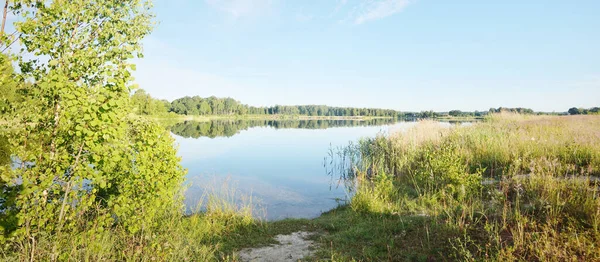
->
[308,114,600,261]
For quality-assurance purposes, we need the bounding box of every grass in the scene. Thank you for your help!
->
[311,206,451,261]
[0,190,259,261]
[0,173,319,261]
[0,176,316,261]
[317,113,600,261]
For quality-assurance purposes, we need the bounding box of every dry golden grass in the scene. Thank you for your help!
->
[389,120,453,148]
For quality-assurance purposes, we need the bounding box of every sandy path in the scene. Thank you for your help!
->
[238,231,316,262]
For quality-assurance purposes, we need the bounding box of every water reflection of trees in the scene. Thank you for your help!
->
[170,119,398,139]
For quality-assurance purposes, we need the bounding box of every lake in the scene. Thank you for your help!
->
[172,119,445,220]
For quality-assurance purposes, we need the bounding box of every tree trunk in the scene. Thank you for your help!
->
[1,0,8,35]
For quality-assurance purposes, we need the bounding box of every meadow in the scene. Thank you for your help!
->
[311,113,600,261]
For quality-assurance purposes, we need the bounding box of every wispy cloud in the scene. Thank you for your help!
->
[352,0,411,24]
[204,0,410,24]
[205,0,275,19]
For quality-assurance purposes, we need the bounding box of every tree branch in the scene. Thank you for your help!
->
[1,32,20,53]
[57,141,85,227]
[48,98,60,159]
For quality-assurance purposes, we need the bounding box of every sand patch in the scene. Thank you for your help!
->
[239,231,315,262]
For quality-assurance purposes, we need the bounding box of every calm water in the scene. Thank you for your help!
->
[173,119,420,220]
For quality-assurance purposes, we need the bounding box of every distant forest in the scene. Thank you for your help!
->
[131,89,596,118]
[568,107,600,115]
[132,89,399,117]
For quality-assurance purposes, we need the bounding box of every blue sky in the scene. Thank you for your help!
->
[134,0,600,112]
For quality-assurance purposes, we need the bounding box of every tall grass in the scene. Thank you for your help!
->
[339,114,600,260]
[1,185,259,261]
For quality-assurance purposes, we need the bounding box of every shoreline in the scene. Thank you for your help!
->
[149,114,397,122]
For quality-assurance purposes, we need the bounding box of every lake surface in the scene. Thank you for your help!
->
[172,119,422,220]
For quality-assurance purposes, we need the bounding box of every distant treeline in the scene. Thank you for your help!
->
[568,107,600,115]
[406,107,546,118]
[132,89,400,117]
[131,89,594,118]
[170,119,397,138]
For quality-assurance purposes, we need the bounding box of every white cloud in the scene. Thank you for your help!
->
[205,0,275,18]
[352,0,411,24]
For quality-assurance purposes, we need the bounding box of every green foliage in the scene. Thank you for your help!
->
[131,89,171,116]
[569,106,600,115]
[448,110,463,117]
[488,107,535,114]
[0,54,20,116]
[350,171,396,214]
[1,198,261,261]
[0,0,194,259]
[170,96,243,115]
[103,117,186,233]
[0,135,8,166]
[448,110,486,117]
[414,110,436,118]
[411,140,482,200]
